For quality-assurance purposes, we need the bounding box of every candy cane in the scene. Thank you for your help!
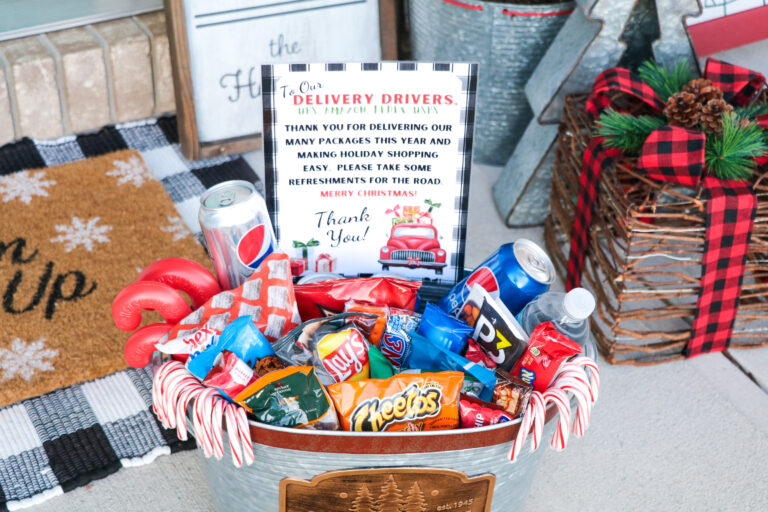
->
[153,361,184,425]
[543,389,571,451]
[194,389,217,457]
[175,386,203,441]
[210,398,225,460]
[528,392,547,451]
[236,406,255,465]
[157,362,190,427]
[553,375,592,437]
[165,371,201,430]
[225,403,244,468]
[509,398,536,463]
[569,357,600,403]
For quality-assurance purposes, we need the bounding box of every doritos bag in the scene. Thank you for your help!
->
[327,371,463,432]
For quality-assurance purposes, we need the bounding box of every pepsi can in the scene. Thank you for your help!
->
[199,180,276,290]
[438,239,555,317]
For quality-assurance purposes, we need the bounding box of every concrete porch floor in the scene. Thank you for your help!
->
[25,159,768,512]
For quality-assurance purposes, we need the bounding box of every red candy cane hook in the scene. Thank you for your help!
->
[123,323,173,368]
[112,281,191,331]
[138,258,221,309]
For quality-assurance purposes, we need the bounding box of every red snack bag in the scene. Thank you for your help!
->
[511,322,580,392]
[294,277,421,320]
[158,253,299,349]
[459,395,512,428]
[203,350,258,400]
[464,338,497,369]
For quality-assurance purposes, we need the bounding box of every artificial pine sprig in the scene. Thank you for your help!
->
[734,103,768,120]
[705,113,767,180]
[637,60,694,102]
[596,109,667,154]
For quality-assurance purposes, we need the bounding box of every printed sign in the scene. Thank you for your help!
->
[263,62,477,284]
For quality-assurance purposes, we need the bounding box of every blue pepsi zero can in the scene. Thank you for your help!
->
[438,239,555,317]
[199,180,276,290]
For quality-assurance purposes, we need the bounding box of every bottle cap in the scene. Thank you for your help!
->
[563,288,595,320]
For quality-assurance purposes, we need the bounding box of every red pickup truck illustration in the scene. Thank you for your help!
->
[379,224,447,274]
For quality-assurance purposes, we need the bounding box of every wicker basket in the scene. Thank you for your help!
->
[544,94,768,365]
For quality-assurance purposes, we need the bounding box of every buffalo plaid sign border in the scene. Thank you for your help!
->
[262,62,477,284]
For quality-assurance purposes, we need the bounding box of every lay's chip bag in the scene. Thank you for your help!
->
[313,326,371,383]
[327,371,463,432]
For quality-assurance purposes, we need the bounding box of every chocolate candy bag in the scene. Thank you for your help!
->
[378,311,420,367]
[294,277,421,320]
[327,371,463,432]
[492,370,532,418]
[234,366,339,430]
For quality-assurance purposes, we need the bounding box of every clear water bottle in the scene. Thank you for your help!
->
[518,287,597,360]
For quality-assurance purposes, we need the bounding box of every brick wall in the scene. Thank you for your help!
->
[0,11,174,145]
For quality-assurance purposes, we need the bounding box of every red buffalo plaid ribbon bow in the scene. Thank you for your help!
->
[568,58,765,358]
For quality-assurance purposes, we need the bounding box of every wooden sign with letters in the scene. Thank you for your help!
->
[164,0,397,160]
[280,467,495,512]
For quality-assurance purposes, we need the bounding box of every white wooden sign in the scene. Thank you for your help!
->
[166,0,396,159]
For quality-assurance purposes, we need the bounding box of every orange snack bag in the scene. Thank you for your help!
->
[344,301,388,345]
[327,371,463,432]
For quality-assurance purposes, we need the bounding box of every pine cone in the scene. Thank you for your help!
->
[682,78,724,104]
[664,92,702,128]
[700,98,734,133]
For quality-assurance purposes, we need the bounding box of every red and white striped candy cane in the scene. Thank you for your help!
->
[543,388,571,451]
[570,356,600,403]
[236,406,255,465]
[152,360,183,425]
[194,388,219,457]
[528,391,547,451]
[553,374,591,437]
[164,371,199,429]
[509,397,536,462]
[225,403,244,468]
[207,394,225,460]
[175,386,204,441]
[158,362,195,428]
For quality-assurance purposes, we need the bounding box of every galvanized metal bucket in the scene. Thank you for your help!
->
[407,0,574,165]
[194,408,560,512]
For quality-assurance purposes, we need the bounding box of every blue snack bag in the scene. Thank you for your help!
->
[403,330,496,401]
[187,316,275,381]
[417,303,473,354]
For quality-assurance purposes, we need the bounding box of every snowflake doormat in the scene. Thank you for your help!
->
[0,148,208,406]
[0,117,263,511]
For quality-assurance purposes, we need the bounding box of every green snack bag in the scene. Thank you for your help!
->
[234,366,339,430]
[369,345,396,379]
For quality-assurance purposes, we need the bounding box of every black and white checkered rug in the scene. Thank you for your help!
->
[0,116,261,511]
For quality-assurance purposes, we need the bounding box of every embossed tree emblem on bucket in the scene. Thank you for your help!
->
[280,468,494,512]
